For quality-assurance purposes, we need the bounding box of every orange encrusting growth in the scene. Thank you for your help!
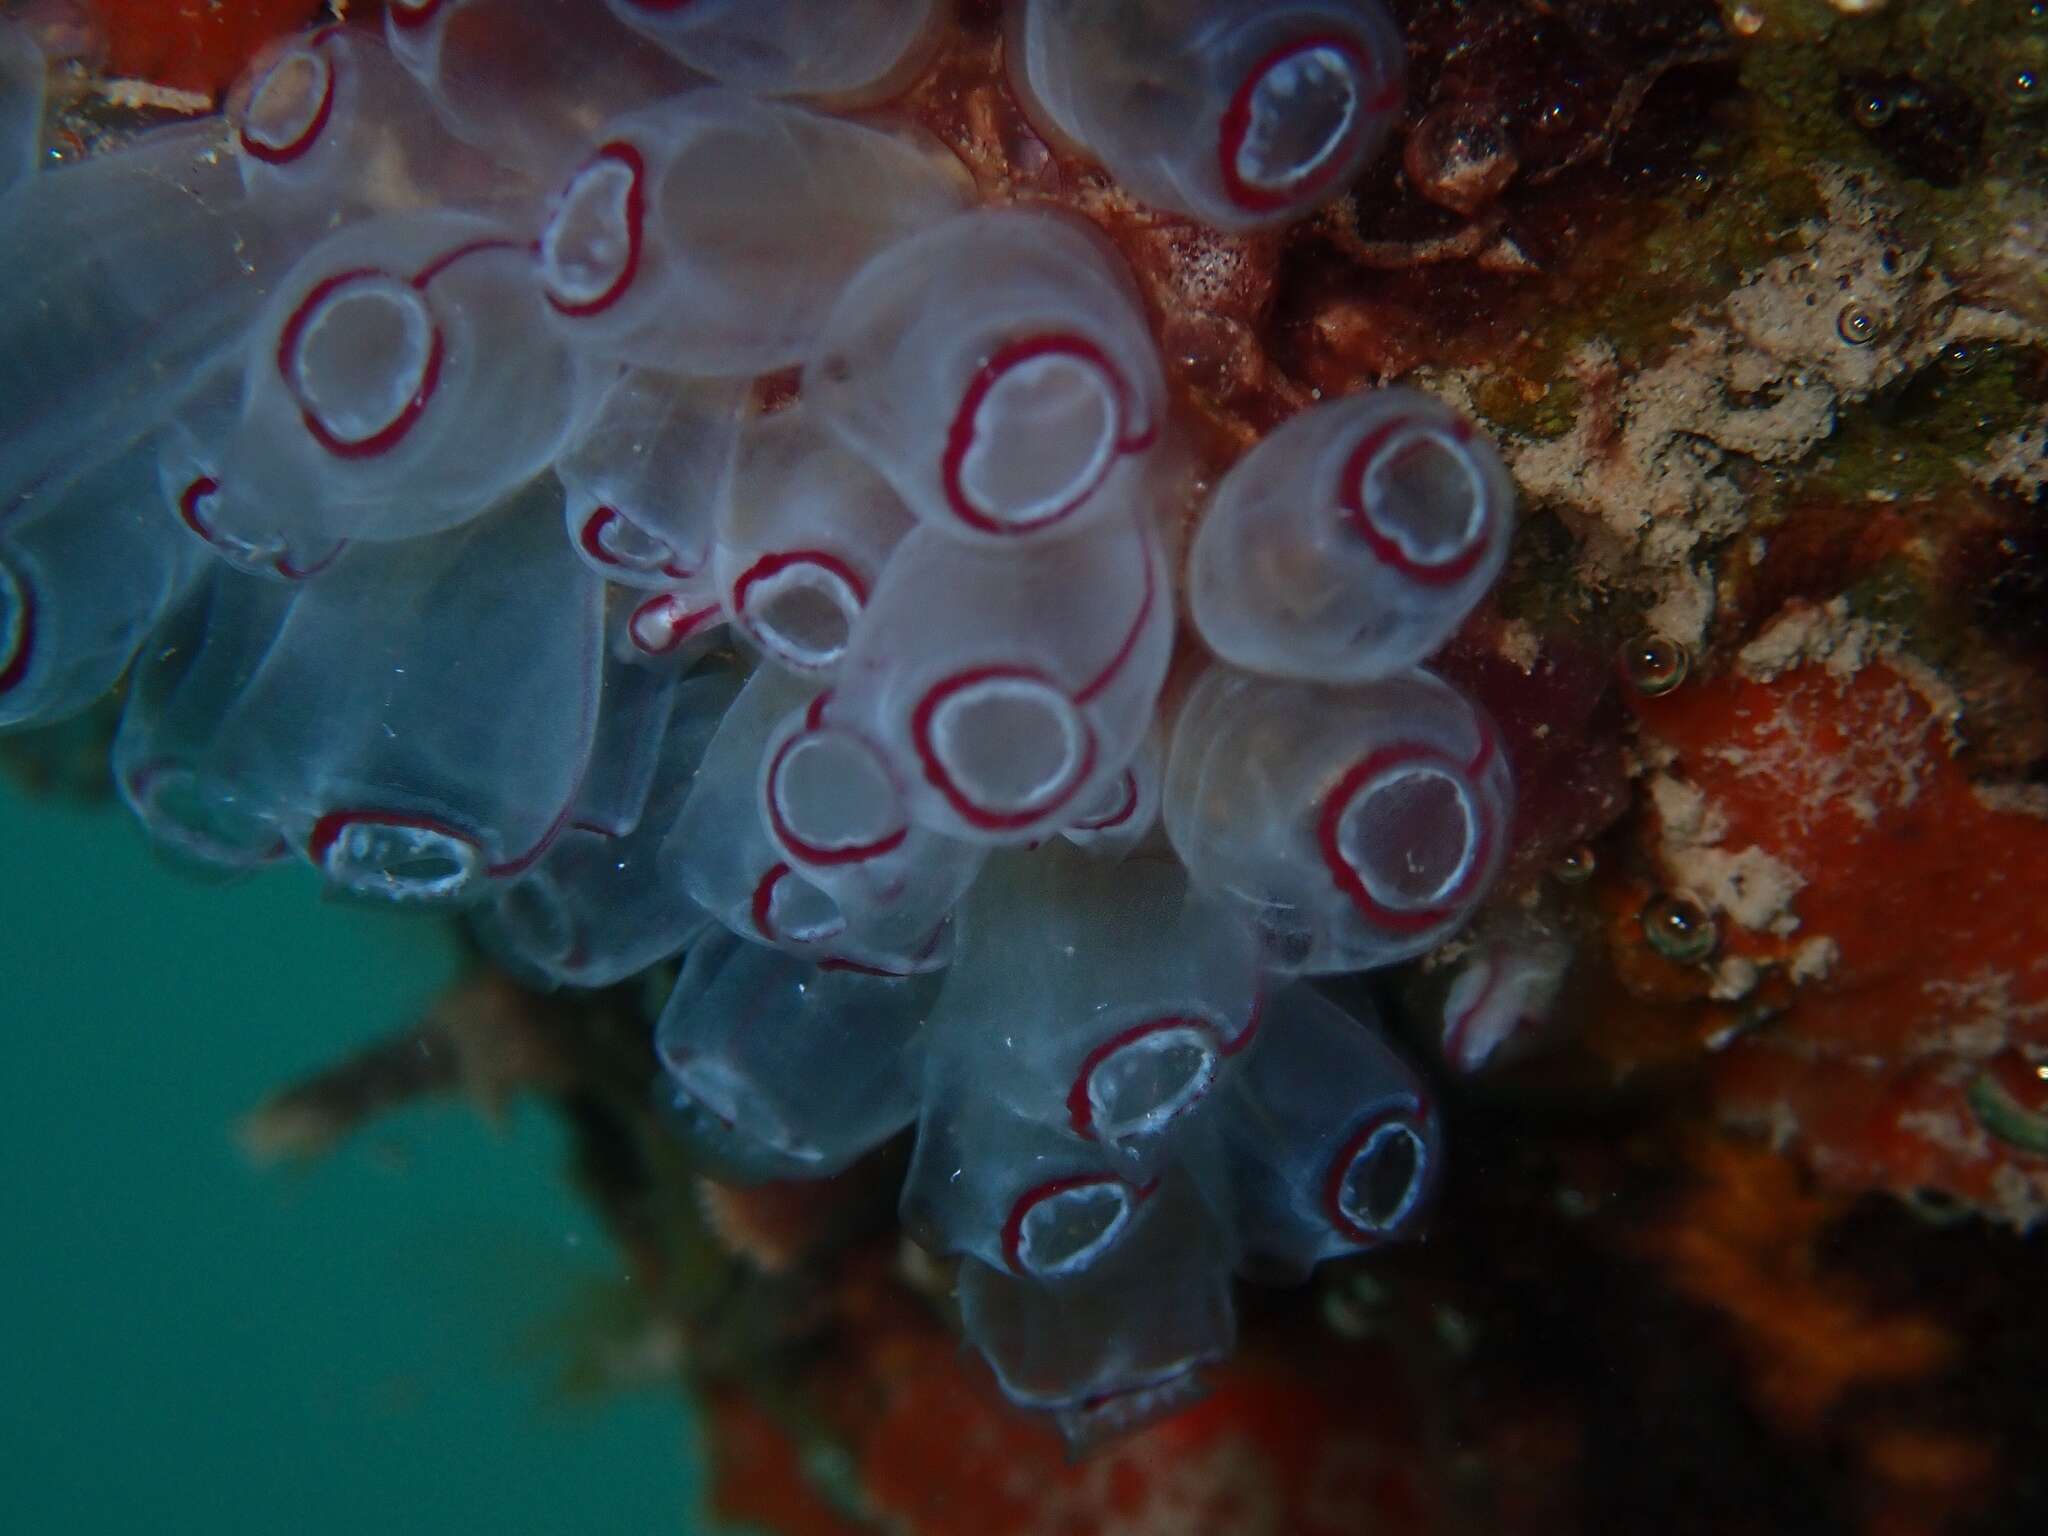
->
[707,1254,1461,1536]
[1644,1136,1955,1432]
[1628,660,2048,1218]
[1642,1137,1996,1535]
[88,0,325,98]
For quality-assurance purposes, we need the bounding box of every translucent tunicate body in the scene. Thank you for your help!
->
[556,369,748,590]
[1164,664,1512,973]
[756,687,985,953]
[901,1050,1152,1282]
[0,444,206,731]
[829,508,1174,845]
[475,671,738,989]
[930,846,1261,1171]
[664,666,956,972]
[0,17,43,198]
[155,359,348,583]
[570,645,692,840]
[385,0,697,182]
[227,25,501,220]
[604,0,937,101]
[10,6,1537,1453]
[1008,0,1405,230]
[655,928,936,1181]
[1191,983,1440,1282]
[208,486,604,904]
[956,1173,1236,1427]
[807,207,1166,545]
[0,120,298,516]
[617,576,728,667]
[1188,389,1514,681]
[714,404,914,676]
[538,89,972,375]
[212,208,592,549]
[1058,725,1163,861]
[113,570,297,874]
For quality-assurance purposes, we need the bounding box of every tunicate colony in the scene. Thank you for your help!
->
[0,0,1520,1444]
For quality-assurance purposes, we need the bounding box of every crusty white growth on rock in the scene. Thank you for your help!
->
[1969,414,2047,503]
[1736,598,1965,752]
[1788,935,1839,984]
[1721,168,1959,398]
[1737,597,1878,683]
[1921,970,2048,1060]
[96,79,213,114]
[1502,169,2038,652]
[1647,769,1806,967]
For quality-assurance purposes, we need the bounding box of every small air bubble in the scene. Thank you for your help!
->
[1851,89,1893,129]
[1623,634,1690,696]
[1641,892,1717,964]
[1939,340,1978,376]
[1836,302,1881,346]
[1553,844,1597,885]
[2003,68,2042,111]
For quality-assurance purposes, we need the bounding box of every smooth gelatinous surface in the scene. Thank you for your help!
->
[1008,0,1404,230]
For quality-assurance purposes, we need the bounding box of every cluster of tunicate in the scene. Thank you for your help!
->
[0,1,1514,1444]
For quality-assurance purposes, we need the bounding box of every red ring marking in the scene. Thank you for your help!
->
[1069,768,1138,832]
[1338,413,1490,587]
[747,861,845,945]
[275,266,445,461]
[273,540,347,582]
[1321,1101,1429,1245]
[999,1173,1141,1276]
[818,956,908,978]
[578,507,626,567]
[1442,946,1507,1069]
[1466,717,1500,779]
[1315,743,1491,935]
[763,724,907,869]
[484,791,578,877]
[940,333,1153,537]
[908,663,1097,833]
[238,31,339,167]
[410,235,529,289]
[1072,517,1158,706]
[1064,1013,1224,1142]
[578,505,689,574]
[1216,32,1381,214]
[388,0,446,32]
[310,804,569,883]
[308,809,480,877]
[629,593,722,655]
[305,582,596,887]
[0,568,35,696]
[176,475,221,542]
[729,548,868,665]
[179,475,344,581]
[545,141,648,319]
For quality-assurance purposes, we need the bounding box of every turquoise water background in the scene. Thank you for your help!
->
[0,783,717,1533]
